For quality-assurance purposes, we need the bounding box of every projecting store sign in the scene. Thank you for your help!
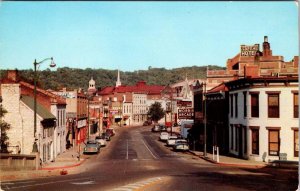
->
[178,108,194,119]
[240,44,259,57]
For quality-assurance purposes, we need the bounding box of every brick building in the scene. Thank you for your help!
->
[98,71,165,126]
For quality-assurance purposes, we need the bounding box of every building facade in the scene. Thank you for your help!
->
[226,77,298,162]
[0,70,66,164]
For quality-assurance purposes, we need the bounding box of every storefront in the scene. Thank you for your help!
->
[77,119,87,144]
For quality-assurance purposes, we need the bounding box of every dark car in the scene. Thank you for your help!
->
[101,132,111,141]
[143,120,152,126]
[106,128,115,136]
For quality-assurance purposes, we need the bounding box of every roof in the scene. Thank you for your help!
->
[207,83,228,94]
[225,76,298,90]
[21,95,56,120]
[20,81,66,105]
[98,81,164,95]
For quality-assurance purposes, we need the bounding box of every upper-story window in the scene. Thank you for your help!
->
[293,92,298,118]
[250,92,259,118]
[267,92,280,118]
[243,92,247,117]
[234,93,238,118]
[230,94,233,117]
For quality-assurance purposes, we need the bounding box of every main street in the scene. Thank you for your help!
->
[1,126,297,191]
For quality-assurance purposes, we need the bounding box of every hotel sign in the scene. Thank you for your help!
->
[240,44,259,57]
[178,108,194,119]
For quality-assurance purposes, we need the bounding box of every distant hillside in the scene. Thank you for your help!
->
[0,65,225,91]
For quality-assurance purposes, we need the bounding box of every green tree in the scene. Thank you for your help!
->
[147,102,165,123]
[0,104,11,153]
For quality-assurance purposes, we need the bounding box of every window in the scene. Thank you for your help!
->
[250,93,259,117]
[268,94,280,118]
[47,143,51,160]
[251,128,259,155]
[230,94,233,117]
[43,144,46,162]
[243,92,247,117]
[243,126,247,154]
[235,94,238,118]
[294,130,299,157]
[294,93,298,118]
[43,128,47,138]
[269,130,280,156]
[230,125,233,150]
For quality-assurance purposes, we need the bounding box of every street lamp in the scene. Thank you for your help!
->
[203,82,207,157]
[32,57,56,153]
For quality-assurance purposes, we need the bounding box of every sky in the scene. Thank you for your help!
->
[0,2,298,72]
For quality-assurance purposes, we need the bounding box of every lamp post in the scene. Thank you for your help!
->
[203,82,207,157]
[32,57,56,153]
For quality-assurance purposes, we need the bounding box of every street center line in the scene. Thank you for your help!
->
[141,139,158,159]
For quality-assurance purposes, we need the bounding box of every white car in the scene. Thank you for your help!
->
[166,136,178,146]
[173,140,189,151]
[95,135,107,147]
[159,132,169,141]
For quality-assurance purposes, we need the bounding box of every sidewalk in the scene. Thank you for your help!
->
[189,150,298,169]
[0,141,92,182]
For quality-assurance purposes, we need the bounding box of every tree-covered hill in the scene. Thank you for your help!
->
[0,65,225,91]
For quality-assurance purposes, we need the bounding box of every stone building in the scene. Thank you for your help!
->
[0,70,66,164]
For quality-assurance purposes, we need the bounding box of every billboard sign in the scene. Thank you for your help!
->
[240,44,259,57]
[178,108,194,119]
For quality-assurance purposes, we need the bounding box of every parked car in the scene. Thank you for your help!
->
[166,135,178,146]
[84,141,101,154]
[143,120,152,126]
[160,132,169,141]
[152,125,161,132]
[102,132,111,141]
[106,128,116,136]
[95,135,107,147]
[173,140,189,151]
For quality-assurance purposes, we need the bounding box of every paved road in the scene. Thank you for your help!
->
[1,126,298,191]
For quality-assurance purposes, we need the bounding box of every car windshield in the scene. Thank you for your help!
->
[86,143,98,147]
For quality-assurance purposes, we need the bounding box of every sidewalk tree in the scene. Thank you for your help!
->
[0,104,11,153]
[147,102,165,123]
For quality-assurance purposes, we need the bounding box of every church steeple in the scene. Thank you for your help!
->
[116,70,122,87]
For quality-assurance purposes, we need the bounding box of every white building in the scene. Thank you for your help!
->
[132,93,148,125]
[227,77,298,162]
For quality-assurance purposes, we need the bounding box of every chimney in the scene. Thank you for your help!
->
[7,70,19,82]
[263,36,272,56]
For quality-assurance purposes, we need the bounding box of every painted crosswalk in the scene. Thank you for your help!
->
[111,177,164,191]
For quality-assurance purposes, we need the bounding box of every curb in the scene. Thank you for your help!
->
[41,157,88,171]
[188,150,267,169]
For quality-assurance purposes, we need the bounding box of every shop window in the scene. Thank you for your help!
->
[268,94,280,118]
[251,128,259,155]
[230,125,233,150]
[269,130,280,156]
[43,144,46,162]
